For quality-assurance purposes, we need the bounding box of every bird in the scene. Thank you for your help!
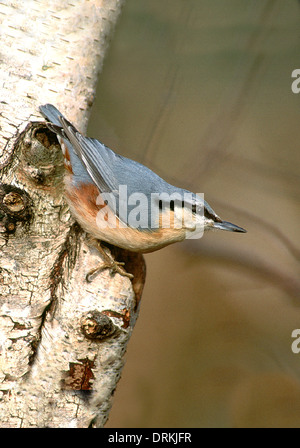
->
[40,104,246,280]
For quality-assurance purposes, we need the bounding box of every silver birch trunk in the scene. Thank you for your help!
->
[0,0,145,427]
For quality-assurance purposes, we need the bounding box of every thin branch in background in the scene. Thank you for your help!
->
[140,65,179,164]
[183,243,300,304]
[211,200,300,264]
[140,0,197,165]
[230,153,300,193]
[184,0,279,185]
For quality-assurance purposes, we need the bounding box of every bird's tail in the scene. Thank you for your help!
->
[39,104,64,127]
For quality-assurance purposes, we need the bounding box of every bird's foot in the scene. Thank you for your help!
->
[86,241,134,282]
[86,260,134,282]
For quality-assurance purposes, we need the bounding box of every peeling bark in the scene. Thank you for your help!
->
[0,0,146,427]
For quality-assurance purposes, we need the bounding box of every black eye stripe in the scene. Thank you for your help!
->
[204,208,222,222]
[159,200,198,214]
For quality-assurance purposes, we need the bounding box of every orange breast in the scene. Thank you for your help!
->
[64,177,187,252]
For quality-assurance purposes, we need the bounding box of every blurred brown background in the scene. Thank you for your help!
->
[88,0,300,427]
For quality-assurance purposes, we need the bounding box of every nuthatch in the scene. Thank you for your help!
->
[40,104,246,279]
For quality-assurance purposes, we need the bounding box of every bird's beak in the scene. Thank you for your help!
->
[213,220,247,233]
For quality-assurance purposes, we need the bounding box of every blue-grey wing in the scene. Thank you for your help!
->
[62,124,126,194]
[59,116,187,229]
[40,104,192,230]
[40,104,62,127]
[40,104,175,196]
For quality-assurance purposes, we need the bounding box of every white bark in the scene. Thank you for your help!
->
[0,0,145,427]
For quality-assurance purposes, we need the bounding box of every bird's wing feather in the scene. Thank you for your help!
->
[40,104,190,230]
[40,104,63,127]
[60,116,175,199]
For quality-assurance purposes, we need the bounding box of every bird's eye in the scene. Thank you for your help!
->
[170,200,186,211]
[159,200,187,212]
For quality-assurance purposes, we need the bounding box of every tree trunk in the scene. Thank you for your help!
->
[0,0,145,427]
